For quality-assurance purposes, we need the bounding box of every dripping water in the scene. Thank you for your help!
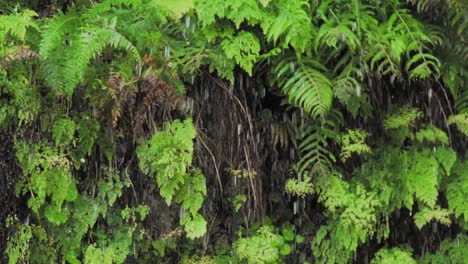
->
[164,46,170,58]
[185,16,191,28]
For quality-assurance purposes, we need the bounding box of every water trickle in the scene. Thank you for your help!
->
[428,88,433,101]
[260,87,265,97]
[300,109,304,130]
[204,88,209,100]
[186,97,194,114]
[185,16,191,28]
[180,206,185,220]
[237,124,242,136]
[164,46,170,58]
[290,62,295,73]
[356,85,361,97]
[293,200,299,215]
[233,175,237,187]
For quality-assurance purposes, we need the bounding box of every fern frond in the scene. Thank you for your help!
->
[262,0,311,51]
[314,12,360,52]
[39,13,80,59]
[0,9,39,43]
[414,205,451,229]
[297,110,342,174]
[84,0,143,18]
[448,113,468,136]
[41,21,140,96]
[455,87,468,113]
[275,58,333,118]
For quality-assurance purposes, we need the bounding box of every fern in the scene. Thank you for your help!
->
[0,9,39,44]
[52,118,76,147]
[40,12,140,96]
[413,205,451,229]
[285,173,314,198]
[275,58,333,118]
[235,225,292,264]
[261,0,312,51]
[314,3,360,52]
[340,129,371,161]
[448,113,468,136]
[419,234,468,264]
[446,161,468,220]
[220,31,260,75]
[15,141,78,223]
[312,175,380,264]
[137,118,207,239]
[371,247,416,264]
[384,106,422,144]
[415,125,449,145]
[297,110,341,174]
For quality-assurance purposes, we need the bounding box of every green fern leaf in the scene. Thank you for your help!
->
[276,58,333,118]
[414,205,451,229]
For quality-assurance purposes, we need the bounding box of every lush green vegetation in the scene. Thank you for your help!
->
[0,0,467,263]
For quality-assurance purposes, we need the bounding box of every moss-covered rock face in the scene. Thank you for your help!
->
[1,0,467,263]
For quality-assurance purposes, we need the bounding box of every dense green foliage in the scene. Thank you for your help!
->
[0,0,467,263]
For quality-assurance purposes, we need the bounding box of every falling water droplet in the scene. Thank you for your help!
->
[164,46,170,58]
[233,175,237,187]
[185,16,191,28]
[256,133,260,143]
[293,200,299,215]
[356,86,361,97]
[428,88,433,101]
[204,88,209,100]
[290,62,295,73]
[300,109,304,130]
[186,97,193,113]
[191,75,195,85]
[180,207,185,219]
[238,124,242,135]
